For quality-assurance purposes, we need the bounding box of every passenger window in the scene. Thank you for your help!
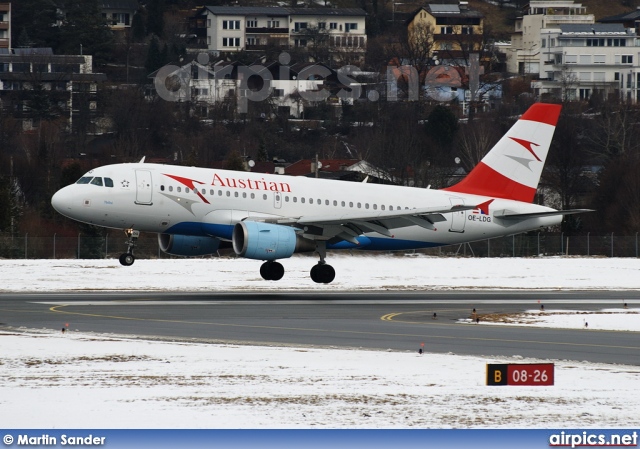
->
[235,192,239,198]
[365,203,369,209]
[301,198,306,204]
[310,198,314,204]
[105,178,114,188]
[169,186,173,192]
[285,196,289,202]
[90,177,103,186]
[202,188,206,194]
[226,191,230,197]
[263,194,267,200]
[293,197,297,203]
[210,189,214,195]
[242,192,247,198]
[381,205,385,211]
[218,190,223,196]
[251,193,255,199]
[389,206,393,211]
[373,204,377,210]
[177,187,182,192]
[357,202,361,208]
[76,177,93,184]
[341,201,345,207]
[160,185,165,191]
[186,188,190,193]
[349,202,353,207]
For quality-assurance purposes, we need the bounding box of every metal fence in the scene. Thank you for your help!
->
[0,232,638,259]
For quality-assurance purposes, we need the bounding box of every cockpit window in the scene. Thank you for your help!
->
[90,177,104,186]
[104,178,114,187]
[76,177,93,184]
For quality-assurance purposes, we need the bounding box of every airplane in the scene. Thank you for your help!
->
[51,102,590,284]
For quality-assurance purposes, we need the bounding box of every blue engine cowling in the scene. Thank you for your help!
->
[232,221,315,260]
[158,234,221,256]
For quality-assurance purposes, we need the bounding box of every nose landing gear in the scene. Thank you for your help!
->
[119,229,139,266]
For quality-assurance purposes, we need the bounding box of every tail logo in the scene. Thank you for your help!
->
[509,137,542,162]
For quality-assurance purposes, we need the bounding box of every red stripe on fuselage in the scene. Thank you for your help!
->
[443,162,536,203]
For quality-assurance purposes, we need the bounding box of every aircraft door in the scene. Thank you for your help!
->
[274,191,282,209]
[135,170,153,205]
[448,197,466,233]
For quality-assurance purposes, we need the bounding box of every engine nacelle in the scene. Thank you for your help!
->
[232,221,315,260]
[158,234,221,257]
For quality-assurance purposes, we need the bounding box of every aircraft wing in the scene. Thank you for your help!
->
[258,204,478,243]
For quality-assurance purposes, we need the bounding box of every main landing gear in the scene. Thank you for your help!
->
[259,241,336,284]
[119,229,139,267]
[310,241,335,284]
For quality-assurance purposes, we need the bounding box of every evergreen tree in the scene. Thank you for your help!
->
[145,36,163,74]
[132,12,146,42]
[146,0,166,38]
[57,0,113,64]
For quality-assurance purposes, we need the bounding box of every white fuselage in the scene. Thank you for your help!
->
[51,162,560,251]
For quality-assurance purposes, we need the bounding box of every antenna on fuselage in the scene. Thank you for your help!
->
[139,156,146,163]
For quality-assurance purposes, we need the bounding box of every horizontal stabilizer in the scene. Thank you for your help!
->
[494,209,594,220]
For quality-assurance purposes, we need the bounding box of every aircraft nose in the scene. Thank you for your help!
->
[51,186,74,215]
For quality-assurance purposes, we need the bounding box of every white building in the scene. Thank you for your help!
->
[507,1,594,75]
[195,6,367,63]
[532,23,640,102]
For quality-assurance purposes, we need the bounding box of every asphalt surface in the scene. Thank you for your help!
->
[1,291,639,365]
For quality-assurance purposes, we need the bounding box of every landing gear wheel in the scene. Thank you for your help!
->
[120,229,140,267]
[119,253,135,266]
[310,263,335,284]
[260,261,284,281]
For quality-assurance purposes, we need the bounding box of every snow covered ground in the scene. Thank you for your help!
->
[1,256,639,428]
[1,254,640,292]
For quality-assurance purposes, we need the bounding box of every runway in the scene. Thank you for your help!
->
[2,291,639,365]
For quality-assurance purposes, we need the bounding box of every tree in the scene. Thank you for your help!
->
[147,0,167,38]
[145,36,164,74]
[425,105,458,150]
[57,0,113,65]
[132,12,146,42]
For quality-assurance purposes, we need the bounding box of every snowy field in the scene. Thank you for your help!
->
[1,254,640,292]
[1,256,640,428]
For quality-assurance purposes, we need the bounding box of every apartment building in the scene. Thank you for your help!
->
[508,1,594,74]
[532,23,640,102]
[193,6,366,63]
[0,49,107,131]
[0,3,10,53]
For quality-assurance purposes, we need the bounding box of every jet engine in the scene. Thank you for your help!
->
[232,221,315,260]
[158,234,221,256]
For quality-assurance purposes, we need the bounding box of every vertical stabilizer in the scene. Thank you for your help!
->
[444,103,562,203]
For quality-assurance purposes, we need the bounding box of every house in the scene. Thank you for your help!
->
[406,2,483,65]
[506,1,594,75]
[100,0,139,29]
[532,23,640,102]
[192,6,367,64]
[0,48,107,131]
[0,2,10,52]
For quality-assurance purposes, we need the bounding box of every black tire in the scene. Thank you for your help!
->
[319,264,335,284]
[119,253,135,266]
[260,261,284,281]
[311,264,335,284]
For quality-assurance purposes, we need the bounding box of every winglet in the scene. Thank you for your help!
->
[444,103,562,203]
